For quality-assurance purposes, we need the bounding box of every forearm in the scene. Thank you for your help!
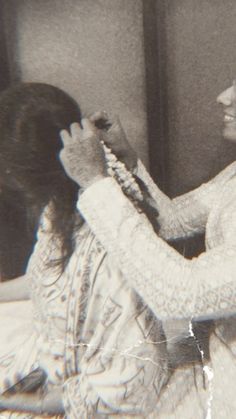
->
[0,388,64,415]
[78,178,236,320]
[135,160,209,239]
[0,275,30,302]
[135,159,173,212]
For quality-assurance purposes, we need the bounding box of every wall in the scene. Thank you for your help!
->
[3,0,148,164]
[5,0,236,197]
[157,0,236,196]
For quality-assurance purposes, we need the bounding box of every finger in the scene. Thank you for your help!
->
[70,122,82,139]
[89,110,108,123]
[90,111,110,131]
[81,118,96,131]
[81,118,98,140]
[60,129,72,146]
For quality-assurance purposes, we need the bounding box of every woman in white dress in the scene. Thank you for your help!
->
[60,82,236,418]
[0,83,174,418]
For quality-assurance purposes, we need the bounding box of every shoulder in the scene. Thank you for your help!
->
[200,161,236,193]
[215,161,236,182]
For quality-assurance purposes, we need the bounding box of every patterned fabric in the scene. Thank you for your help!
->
[2,160,236,417]
[136,160,236,241]
[0,201,170,417]
[78,161,236,320]
[0,301,38,394]
[78,159,236,417]
[0,301,50,419]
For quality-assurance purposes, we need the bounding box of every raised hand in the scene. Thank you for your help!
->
[59,119,107,189]
[91,113,138,172]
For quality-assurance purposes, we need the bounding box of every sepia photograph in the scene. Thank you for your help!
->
[0,0,236,417]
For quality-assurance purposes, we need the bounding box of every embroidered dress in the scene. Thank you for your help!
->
[0,300,37,393]
[78,160,236,418]
[0,203,169,417]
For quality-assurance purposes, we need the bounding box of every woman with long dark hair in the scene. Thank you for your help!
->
[0,83,169,418]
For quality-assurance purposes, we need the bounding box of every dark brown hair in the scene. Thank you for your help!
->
[0,83,82,276]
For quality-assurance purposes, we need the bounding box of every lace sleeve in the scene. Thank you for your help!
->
[135,160,236,240]
[78,178,236,320]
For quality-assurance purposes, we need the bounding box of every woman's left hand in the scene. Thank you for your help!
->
[90,112,138,172]
[60,119,108,189]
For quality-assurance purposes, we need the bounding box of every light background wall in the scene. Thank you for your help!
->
[158,0,236,196]
[3,0,149,165]
[3,0,236,197]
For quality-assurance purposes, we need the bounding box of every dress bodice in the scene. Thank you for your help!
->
[27,217,92,384]
[26,206,169,417]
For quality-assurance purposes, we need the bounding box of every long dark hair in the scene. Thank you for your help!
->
[0,83,82,276]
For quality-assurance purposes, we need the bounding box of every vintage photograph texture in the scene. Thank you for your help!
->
[0,1,236,418]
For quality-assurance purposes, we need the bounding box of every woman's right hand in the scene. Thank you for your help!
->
[60,119,108,189]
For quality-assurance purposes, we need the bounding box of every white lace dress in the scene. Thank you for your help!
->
[78,160,236,418]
